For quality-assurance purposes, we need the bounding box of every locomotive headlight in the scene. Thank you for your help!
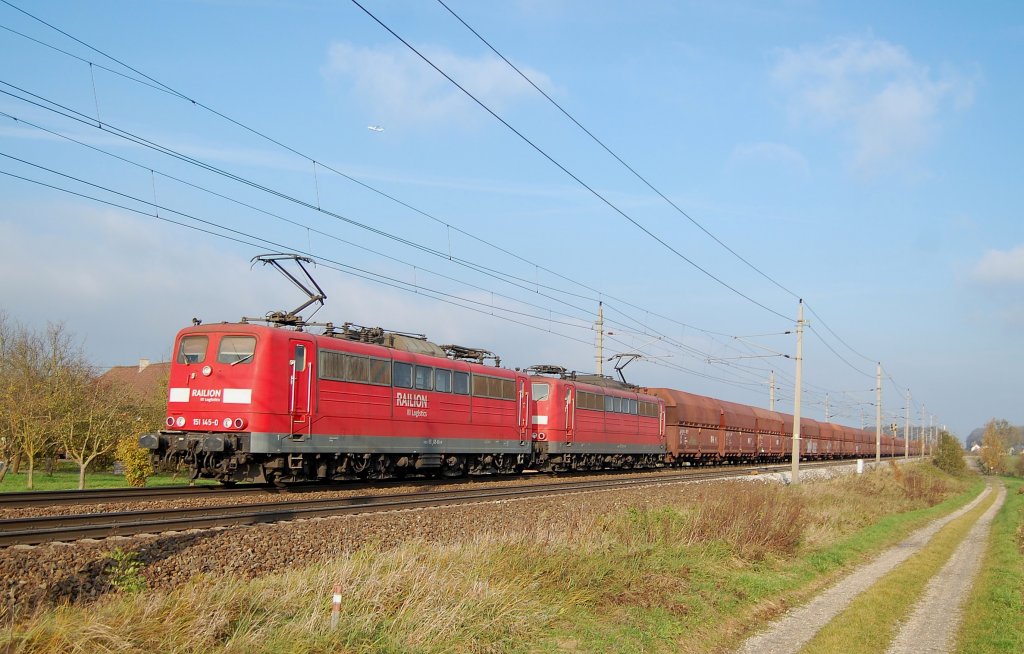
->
[202,365,212,377]
[222,417,232,428]
[175,416,186,428]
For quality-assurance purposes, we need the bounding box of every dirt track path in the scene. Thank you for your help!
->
[734,483,994,654]
[886,483,1005,653]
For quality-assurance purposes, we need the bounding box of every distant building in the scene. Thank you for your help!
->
[99,359,170,401]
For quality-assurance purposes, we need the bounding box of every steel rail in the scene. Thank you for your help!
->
[0,461,854,547]
[0,483,316,508]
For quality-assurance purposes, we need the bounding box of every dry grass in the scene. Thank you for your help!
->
[798,462,955,549]
[1,464,974,654]
[605,482,807,561]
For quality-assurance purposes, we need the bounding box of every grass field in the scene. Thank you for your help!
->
[1,462,982,654]
[0,461,215,492]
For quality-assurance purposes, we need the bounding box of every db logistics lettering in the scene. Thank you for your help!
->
[192,389,222,403]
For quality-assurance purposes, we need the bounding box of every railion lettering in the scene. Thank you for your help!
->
[395,392,428,409]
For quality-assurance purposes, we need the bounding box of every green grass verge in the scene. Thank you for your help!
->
[798,483,997,653]
[955,477,1024,653]
[0,461,214,492]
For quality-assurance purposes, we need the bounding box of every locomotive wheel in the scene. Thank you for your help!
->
[367,455,393,480]
[266,472,287,489]
[349,454,371,478]
[442,455,466,478]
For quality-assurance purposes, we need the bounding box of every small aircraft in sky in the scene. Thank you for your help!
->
[367,125,385,132]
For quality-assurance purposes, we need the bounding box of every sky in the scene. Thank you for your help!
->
[1,0,1022,439]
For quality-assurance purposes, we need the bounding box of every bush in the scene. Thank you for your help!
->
[933,432,966,476]
[105,549,147,593]
[115,436,153,487]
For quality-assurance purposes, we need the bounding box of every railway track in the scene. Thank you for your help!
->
[0,460,858,547]
[0,482,326,509]
[0,458,855,509]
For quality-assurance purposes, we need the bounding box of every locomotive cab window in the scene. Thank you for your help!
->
[177,335,208,364]
[532,382,550,401]
[217,336,257,365]
[292,344,306,372]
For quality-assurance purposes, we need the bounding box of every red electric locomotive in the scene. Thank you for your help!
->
[141,320,533,484]
[527,366,665,471]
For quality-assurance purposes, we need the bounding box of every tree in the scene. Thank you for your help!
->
[60,376,138,490]
[933,431,966,475]
[0,319,90,489]
[0,313,14,484]
[1,322,54,490]
[979,418,1016,475]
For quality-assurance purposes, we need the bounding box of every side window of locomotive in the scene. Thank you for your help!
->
[500,378,516,400]
[471,375,516,400]
[292,344,306,372]
[393,362,413,389]
[177,335,208,364]
[453,371,470,395]
[532,382,550,402]
[369,358,391,386]
[629,399,638,415]
[343,354,369,383]
[217,336,257,365]
[435,369,452,393]
[414,366,433,391]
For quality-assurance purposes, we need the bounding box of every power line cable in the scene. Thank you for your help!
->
[435,0,802,302]
[0,161,611,349]
[348,0,791,322]
[0,0,924,409]
[0,6,824,381]
[0,82,796,384]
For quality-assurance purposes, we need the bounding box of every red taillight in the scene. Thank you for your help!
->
[232,418,245,429]
[165,416,175,428]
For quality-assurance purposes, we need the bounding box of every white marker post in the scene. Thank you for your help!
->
[331,584,342,630]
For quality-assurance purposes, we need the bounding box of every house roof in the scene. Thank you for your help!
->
[99,360,170,400]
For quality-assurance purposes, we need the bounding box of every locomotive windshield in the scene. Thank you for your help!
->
[176,335,208,364]
[218,336,257,365]
[532,382,550,401]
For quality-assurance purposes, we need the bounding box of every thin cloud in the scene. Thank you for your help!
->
[972,245,1024,285]
[322,41,555,127]
[728,141,809,175]
[772,35,974,173]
